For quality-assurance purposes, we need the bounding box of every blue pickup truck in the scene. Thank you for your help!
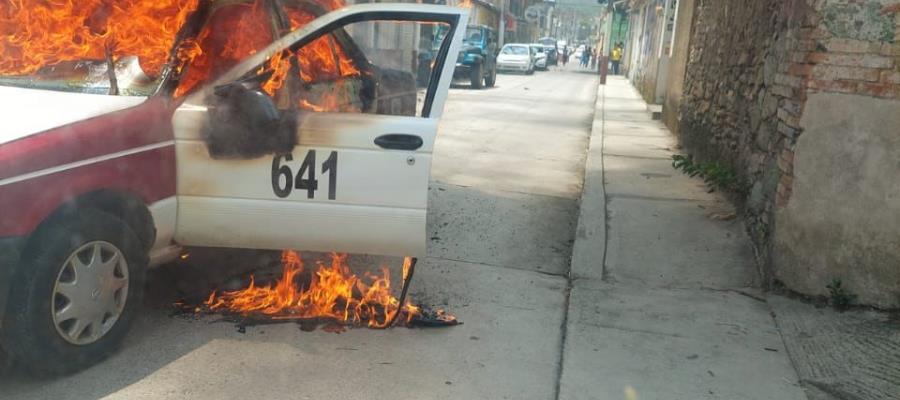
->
[453,25,498,89]
[418,24,497,89]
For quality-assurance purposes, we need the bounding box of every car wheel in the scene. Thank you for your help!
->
[485,65,496,87]
[470,62,484,89]
[1,209,147,375]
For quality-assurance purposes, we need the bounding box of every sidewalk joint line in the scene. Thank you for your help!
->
[603,153,673,160]
[427,255,569,279]
[431,181,582,201]
[600,85,612,285]
[606,193,709,203]
[576,321,686,339]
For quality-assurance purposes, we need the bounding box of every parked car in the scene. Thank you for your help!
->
[530,44,548,71]
[497,43,534,74]
[452,25,498,89]
[0,1,469,375]
[543,45,558,66]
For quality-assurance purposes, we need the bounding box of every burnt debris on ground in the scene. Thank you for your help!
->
[168,252,461,333]
[172,300,460,333]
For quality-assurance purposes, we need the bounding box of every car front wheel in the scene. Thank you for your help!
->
[1,209,147,375]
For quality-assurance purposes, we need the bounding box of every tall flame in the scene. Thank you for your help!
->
[260,6,361,112]
[205,251,421,328]
[175,0,275,96]
[0,0,200,77]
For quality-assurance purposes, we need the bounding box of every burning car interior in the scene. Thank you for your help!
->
[2,0,445,156]
[1,0,464,376]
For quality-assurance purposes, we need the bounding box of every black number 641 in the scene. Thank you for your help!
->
[271,150,337,200]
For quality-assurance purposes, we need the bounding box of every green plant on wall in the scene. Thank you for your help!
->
[671,154,744,193]
[826,279,858,310]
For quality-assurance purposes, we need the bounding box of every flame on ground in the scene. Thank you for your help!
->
[205,251,423,328]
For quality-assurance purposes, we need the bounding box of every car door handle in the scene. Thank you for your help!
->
[374,134,423,151]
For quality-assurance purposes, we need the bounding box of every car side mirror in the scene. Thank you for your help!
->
[203,80,297,159]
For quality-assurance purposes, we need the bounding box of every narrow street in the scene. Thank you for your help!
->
[0,67,598,399]
[3,64,881,400]
[1,0,898,398]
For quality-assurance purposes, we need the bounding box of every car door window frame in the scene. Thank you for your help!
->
[206,6,462,119]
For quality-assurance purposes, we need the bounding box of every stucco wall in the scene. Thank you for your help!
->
[635,0,665,104]
[661,0,695,135]
[774,93,900,308]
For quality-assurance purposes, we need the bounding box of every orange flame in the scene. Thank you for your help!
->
[1,0,356,102]
[0,0,200,77]
[175,0,276,97]
[205,251,421,328]
[263,6,361,112]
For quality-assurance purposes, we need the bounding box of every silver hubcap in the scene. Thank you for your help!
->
[52,241,129,345]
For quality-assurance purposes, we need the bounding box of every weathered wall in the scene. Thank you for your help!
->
[635,0,665,104]
[676,0,900,306]
[625,0,666,103]
[661,0,696,135]
[775,93,900,307]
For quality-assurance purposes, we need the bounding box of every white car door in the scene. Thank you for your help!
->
[171,3,468,257]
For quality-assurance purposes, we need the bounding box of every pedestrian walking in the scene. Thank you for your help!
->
[590,48,597,70]
[581,46,591,68]
[561,46,569,66]
[611,43,623,75]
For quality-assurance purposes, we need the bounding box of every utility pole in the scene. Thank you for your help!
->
[599,0,613,84]
[545,5,554,37]
[498,0,506,46]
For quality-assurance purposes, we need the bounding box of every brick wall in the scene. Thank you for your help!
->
[778,0,900,207]
[676,0,900,304]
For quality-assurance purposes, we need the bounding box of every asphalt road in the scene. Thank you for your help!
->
[0,66,599,399]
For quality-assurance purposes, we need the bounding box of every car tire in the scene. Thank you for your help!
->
[470,62,484,89]
[485,65,496,87]
[1,209,147,375]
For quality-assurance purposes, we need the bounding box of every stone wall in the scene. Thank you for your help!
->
[676,0,900,306]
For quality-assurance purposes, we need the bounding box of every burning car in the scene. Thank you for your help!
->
[0,0,468,374]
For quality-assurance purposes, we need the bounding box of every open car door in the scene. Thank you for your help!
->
[171,3,468,257]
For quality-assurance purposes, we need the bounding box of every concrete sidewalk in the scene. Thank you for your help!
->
[558,76,808,400]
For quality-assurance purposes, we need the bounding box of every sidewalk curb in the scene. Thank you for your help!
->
[569,83,608,281]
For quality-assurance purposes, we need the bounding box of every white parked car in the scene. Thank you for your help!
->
[497,43,534,74]
[530,44,548,70]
